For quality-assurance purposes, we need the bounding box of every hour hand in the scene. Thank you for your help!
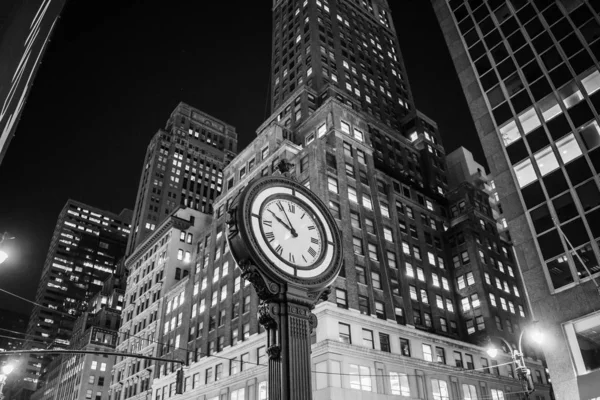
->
[267,209,294,233]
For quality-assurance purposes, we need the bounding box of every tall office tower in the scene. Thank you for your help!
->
[110,208,212,400]
[431,0,600,397]
[126,103,237,255]
[0,0,67,166]
[446,148,532,354]
[31,261,127,400]
[270,0,413,133]
[16,200,131,399]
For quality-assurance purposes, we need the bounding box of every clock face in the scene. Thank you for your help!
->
[246,183,337,280]
[259,197,324,268]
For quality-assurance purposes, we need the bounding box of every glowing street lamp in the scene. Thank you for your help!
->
[0,232,15,265]
[0,363,15,400]
[486,324,543,398]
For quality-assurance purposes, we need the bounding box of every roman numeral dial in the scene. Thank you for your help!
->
[259,197,323,268]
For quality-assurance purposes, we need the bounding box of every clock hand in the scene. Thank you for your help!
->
[277,201,298,237]
[267,209,295,234]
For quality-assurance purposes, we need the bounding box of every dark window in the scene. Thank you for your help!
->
[522,181,546,209]
[379,333,391,353]
[537,229,564,260]
[544,169,569,198]
[507,139,529,164]
[530,205,554,234]
[566,157,593,186]
[553,193,579,223]
[540,47,563,70]
[400,338,411,357]
[358,295,370,315]
[576,180,600,211]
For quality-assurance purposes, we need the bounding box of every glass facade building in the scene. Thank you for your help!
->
[431,0,600,398]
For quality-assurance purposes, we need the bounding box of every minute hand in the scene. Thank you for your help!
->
[267,210,294,233]
[278,202,298,237]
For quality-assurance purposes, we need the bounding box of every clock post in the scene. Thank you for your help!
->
[226,172,343,400]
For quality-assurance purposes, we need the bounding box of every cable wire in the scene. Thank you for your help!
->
[0,288,76,319]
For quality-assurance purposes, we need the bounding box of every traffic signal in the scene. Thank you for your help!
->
[176,367,184,394]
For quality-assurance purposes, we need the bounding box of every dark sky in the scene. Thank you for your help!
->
[0,0,481,316]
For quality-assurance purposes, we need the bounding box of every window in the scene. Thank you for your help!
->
[343,142,352,157]
[417,267,425,282]
[400,338,411,356]
[564,313,600,376]
[362,329,374,349]
[362,193,373,210]
[91,361,97,370]
[358,295,370,314]
[375,301,385,319]
[353,237,363,255]
[383,227,393,242]
[341,121,350,134]
[534,146,560,176]
[454,351,463,368]
[349,364,372,391]
[431,379,449,400]
[380,201,390,217]
[490,389,505,400]
[436,295,444,309]
[342,185,356,203]
[514,158,537,188]
[317,123,327,137]
[422,344,433,361]
[387,251,397,269]
[367,243,378,261]
[357,149,366,164]
[356,267,366,285]
[390,372,410,396]
[435,347,446,364]
[339,323,351,343]
[371,272,381,289]
[409,285,418,300]
[463,384,478,400]
[328,176,338,193]
[329,201,341,219]
[465,354,475,369]
[335,288,348,308]
[379,333,391,352]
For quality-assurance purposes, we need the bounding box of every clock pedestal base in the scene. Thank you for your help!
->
[259,291,317,400]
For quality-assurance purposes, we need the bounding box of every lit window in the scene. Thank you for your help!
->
[422,344,433,362]
[428,252,436,266]
[390,372,410,396]
[354,128,364,142]
[581,69,600,95]
[346,187,357,203]
[581,121,600,150]
[317,123,327,137]
[341,121,350,134]
[518,107,541,135]
[489,293,497,307]
[328,177,339,193]
[514,158,537,188]
[362,194,373,210]
[417,267,425,282]
[383,228,393,242]
[500,120,520,146]
[555,134,582,164]
[406,263,414,278]
[534,146,560,176]
[431,379,449,400]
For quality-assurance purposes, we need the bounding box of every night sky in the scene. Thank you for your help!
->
[0,0,481,316]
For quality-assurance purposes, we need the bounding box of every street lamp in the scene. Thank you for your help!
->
[486,325,543,399]
[0,232,15,265]
[0,363,14,400]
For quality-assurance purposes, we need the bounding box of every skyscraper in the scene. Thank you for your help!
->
[116,1,551,400]
[31,261,127,400]
[270,0,413,133]
[431,0,600,398]
[126,103,237,255]
[0,0,67,166]
[16,200,131,398]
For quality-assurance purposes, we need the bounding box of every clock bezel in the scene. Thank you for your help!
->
[257,193,327,270]
[232,175,342,289]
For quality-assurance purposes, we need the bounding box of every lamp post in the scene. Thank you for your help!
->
[487,326,542,399]
[0,364,14,400]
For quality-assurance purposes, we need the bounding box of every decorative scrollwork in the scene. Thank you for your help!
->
[308,313,318,333]
[258,301,278,330]
[267,345,281,360]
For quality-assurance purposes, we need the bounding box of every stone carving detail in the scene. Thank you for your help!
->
[267,345,281,360]
[239,261,280,300]
[308,313,318,333]
[275,159,296,181]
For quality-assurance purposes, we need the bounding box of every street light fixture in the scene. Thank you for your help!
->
[0,232,15,265]
[0,363,14,400]
[486,324,542,399]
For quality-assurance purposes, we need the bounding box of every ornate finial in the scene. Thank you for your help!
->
[276,159,296,181]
